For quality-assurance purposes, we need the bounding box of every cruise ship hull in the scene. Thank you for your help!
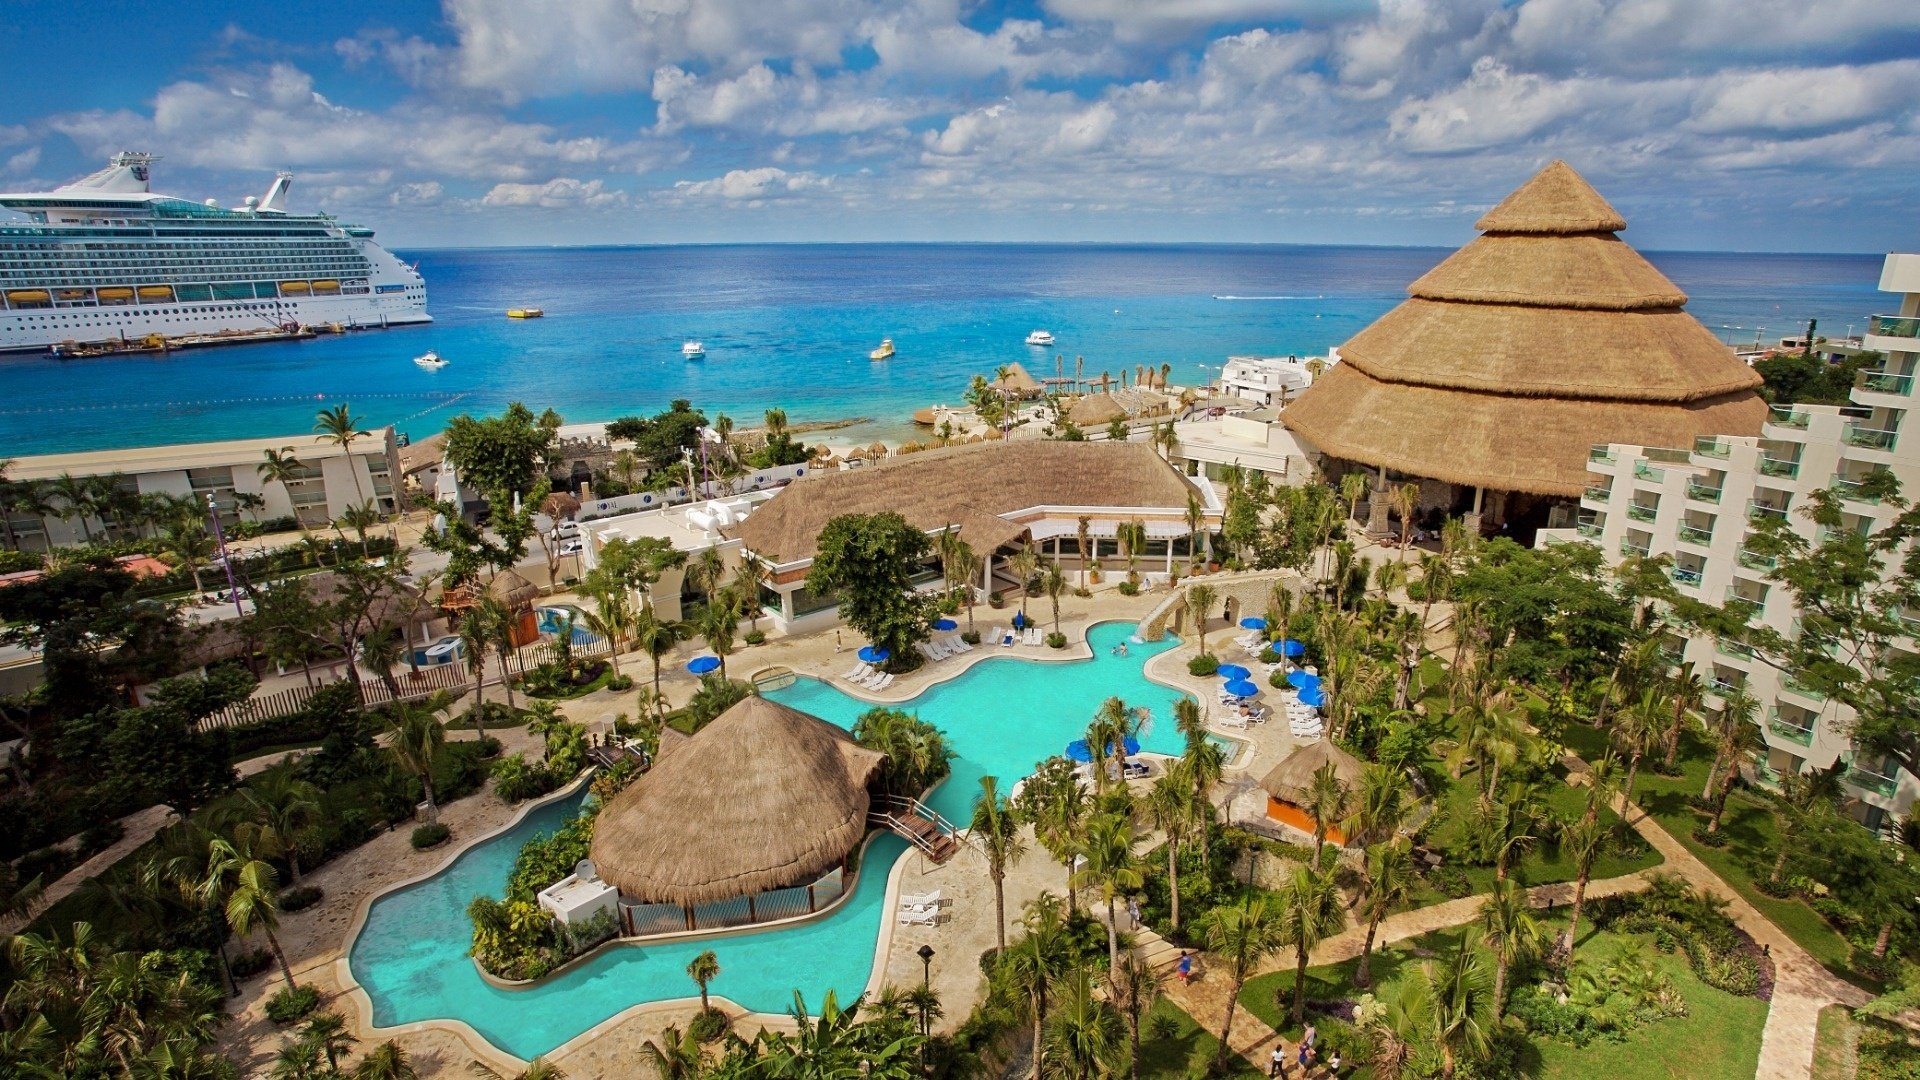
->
[0,275,430,353]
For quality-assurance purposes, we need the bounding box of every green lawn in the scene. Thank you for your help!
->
[1238,918,1769,1080]
[1558,723,1877,989]
[1136,997,1263,1080]
[1812,1005,1856,1080]
[1423,766,1664,898]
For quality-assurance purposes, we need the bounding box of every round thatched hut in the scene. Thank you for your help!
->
[1070,392,1129,428]
[1281,160,1766,537]
[1259,739,1364,845]
[590,697,887,934]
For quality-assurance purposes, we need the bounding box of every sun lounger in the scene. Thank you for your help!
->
[1001,628,1017,646]
[1218,713,1249,729]
[989,626,1006,646]
[897,908,941,926]
[899,889,943,908]
[841,661,869,680]
[930,638,952,659]
[948,634,973,653]
[1122,759,1152,780]
[860,669,889,689]
[871,672,895,690]
[1026,626,1043,646]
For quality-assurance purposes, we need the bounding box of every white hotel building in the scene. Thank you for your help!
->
[1543,253,1920,830]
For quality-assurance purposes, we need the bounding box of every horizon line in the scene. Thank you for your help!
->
[384,238,1893,259]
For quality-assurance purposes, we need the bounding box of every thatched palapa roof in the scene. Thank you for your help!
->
[1069,393,1129,427]
[734,440,1199,564]
[589,697,886,906]
[1259,740,1364,805]
[1281,160,1765,497]
[991,363,1044,398]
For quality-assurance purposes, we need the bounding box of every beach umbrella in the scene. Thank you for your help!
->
[933,617,958,631]
[1013,612,1027,630]
[858,645,890,664]
[1298,684,1327,709]
[1239,616,1267,630]
[1216,664,1251,680]
[686,655,720,675]
[1224,679,1260,698]
[1066,736,1141,762]
[1280,638,1306,658]
[1286,670,1321,690]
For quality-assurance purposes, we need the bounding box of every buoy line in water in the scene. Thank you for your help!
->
[0,391,467,417]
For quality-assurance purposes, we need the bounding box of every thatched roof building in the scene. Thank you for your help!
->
[1069,393,1129,427]
[991,362,1044,399]
[1259,739,1364,805]
[590,697,886,906]
[734,440,1199,565]
[1281,161,1765,499]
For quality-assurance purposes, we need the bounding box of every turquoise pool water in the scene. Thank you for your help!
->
[347,619,1188,1059]
[535,605,603,646]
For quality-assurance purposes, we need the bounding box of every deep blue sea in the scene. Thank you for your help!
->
[0,243,1888,455]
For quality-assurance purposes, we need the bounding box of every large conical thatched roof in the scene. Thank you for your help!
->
[1260,740,1364,806]
[1282,161,1765,497]
[991,362,1044,398]
[589,697,886,906]
[1070,393,1129,427]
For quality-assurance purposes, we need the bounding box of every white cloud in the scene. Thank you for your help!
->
[1685,60,1920,135]
[389,180,446,205]
[673,167,829,200]
[481,177,628,208]
[4,147,41,175]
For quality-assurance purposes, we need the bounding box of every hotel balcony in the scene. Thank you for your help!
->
[1626,502,1658,523]
[1846,763,1900,798]
[1686,480,1723,503]
[1865,314,1920,353]
[1692,436,1731,459]
[1736,546,1777,571]
[1633,461,1666,483]
[1620,537,1651,558]
[1576,521,1603,540]
[1747,500,1790,524]
[1842,422,1899,452]
[1588,445,1618,465]
[1717,638,1756,660]
[1677,522,1714,547]
[1780,674,1826,701]
[1766,405,1811,431]
[1583,484,1612,504]
[1831,474,1882,505]
[1757,455,1801,479]
[1767,709,1815,746]
[1724,586,1765,621]
[1856,368,1915,397]
[1669,565,1704,588]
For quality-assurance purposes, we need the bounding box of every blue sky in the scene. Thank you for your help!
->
[3,0,1918,250]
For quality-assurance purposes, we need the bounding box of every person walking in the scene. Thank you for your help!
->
[1297,1042,1312,1072]
[1301,1023,1317,1051]
[1176,951,1193,985]
[1325,1050,1342,1077]
[1268,1044,1289,1078]
[1127,896,1142,930]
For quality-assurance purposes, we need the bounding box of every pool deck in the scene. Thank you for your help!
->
[216,574,1330,1078]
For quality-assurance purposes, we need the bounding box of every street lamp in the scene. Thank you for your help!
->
[915,943,936,1071]
[917,943,935,987]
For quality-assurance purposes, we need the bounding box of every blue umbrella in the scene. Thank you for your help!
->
[1280,638,1306,658]
[1287,670,1321,690]
[934,617,957,631]
[1298,684,1327,708]
[1224,679,1260,697]
[1216,663,1251,680]
[858,645,890,664]
[686,655,720,674]
[1013,612,1027,629]
[1066,736,1142,761]
[1239,616,1267,630]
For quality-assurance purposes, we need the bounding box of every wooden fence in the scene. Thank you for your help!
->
[198,633,616,731]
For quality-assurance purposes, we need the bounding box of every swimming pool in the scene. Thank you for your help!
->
[346,620,1191,1060]
[535,604,602,646]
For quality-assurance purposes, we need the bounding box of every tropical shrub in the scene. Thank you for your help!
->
[491,753,560,804]
[411,822,451,849]
[278,885,323,912]
[1424,865,1472,898]
[265,985,322,1024]
[1117,581,1140,596]
[229,947,274,979]
[689,1007,731,1042]
[851,707,954,798]
[605,673,635,692]
[1046,631,1067,649]
[1508,946,1687,1046]
[743,630,766,645]
[1187,654,1219,677]
[961,631,982,645]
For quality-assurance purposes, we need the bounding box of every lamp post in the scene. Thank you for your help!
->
[916,943,936,1072]
[206,492,244,617]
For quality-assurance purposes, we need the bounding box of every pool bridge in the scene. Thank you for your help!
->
[868,794,964,863]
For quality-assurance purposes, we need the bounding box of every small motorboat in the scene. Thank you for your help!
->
[1025,330,1055,347]
[682,340,705,358]
[413,350,447,369]
[507,308,544,319]
[869,338,895,361]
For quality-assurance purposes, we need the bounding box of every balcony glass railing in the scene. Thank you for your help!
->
[1693,436,1731,458]
[1767,406,1810,429]
[1768,713,1815,745]
[1724,590,1764,620]
[1857,370,1915,395]
[1831,475,1880,504]
[1589,445,1617,464]
[1737,547,1777,571]
[1677,523,1714,546]
[1634,462,1666,482]
[1717,638,1756,659]
[1669,566,1704,587]
[1583,485,1612,502]
[1846,766,1899,797]
[1869,314,1920,340]
[1620,538,1651,558]
[1843,423,1898,451]
[1782,675,1825,700]
[1708,676,1742,695]
[1758,456,1801,478]
[1686,481,1723,503]
[1576,522,1602,539]
[1748,502,1789,524]
[1626,503,1658,522]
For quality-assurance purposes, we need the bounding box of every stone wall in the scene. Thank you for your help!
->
[1135,568,1301,641]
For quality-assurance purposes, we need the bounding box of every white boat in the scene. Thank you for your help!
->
[869,338,895,361]
[413,350,447,369]
[1025,330,1055,347]
[682,340,705,358]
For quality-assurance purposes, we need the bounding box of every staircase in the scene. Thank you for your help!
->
[869,795,965,863]
[1133,925,1186,974]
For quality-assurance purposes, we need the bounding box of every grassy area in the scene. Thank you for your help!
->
[1558,723,1877,990]
[1423,767,1664,898]
[1238,917,1769,1080]
[1813,1005,1857,1080]
[1136,997,1263,1080]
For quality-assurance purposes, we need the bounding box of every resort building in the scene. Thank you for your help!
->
[1218,354,1326,407]
[1258,739,1364,845]
[732,440,1221,632]
[588,696,885,936]
[4,427,403,547]
[1168,406,1318,486]
[574,491,776,621]
[1280,160,1767,542]
[1542,251,1920,828]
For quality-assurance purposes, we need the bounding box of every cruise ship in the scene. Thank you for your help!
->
[0,152,429,353]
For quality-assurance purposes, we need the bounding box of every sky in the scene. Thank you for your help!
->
[2,0,1918,251]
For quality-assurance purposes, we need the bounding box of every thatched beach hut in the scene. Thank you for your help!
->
[1280,160,1766,536]
[990,362,1045,400]
[1259,739,1364,845]
[589,697,886,932]
[1070,392,1128,428]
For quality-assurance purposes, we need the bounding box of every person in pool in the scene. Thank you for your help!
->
[1112,641,1129,657]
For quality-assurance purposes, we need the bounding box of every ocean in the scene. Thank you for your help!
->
[0,243,1889,456]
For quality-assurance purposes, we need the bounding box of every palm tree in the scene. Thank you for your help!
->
[638,1026,702,1080]
[1146,761,1198,932]
[390,700,447,823]
[581,586,633,677]
[336,501,382,556]
[687,949,720,1014]
[476,597,522,721]
[1045,967,1125,1080]
[688,547,728,606]
[632,605,686,715]
[1276,862,1345,1024]
[46,472,99,544]
[458,607,495,734]
[1344,763,1411,849]
[314,403,372,506]
[1556,815,1606,956]
[1402,939,1495,1080]
[1010,546,1039,620]
[698,600,737,677]
[1076,515,1096,580]
[1478,878,1546,1021]
[1661,662,1707,770]
[354,1041,420,1080]
[1019,759,1091,916]
[1355,841,1417,987]
[1153,419,1178,462]
[162,516,215,594]
[258,449,309,535]
[950,545,981,635]
[1183,492,1208,571]
[467,1058,568,1080]
[302,1011,357,1071]
[1614,687,1667,809]
[1112,954,1157,1080]
[1705,693,1763,834]
[1305,760,1352,854]
[1115,518,1147,585]
[1071,812,1142,987]
[201,839,296,991]
[1338,470,1369,527]
[970,776,1028,952]
[359,624,408,705]
[233,770,324,883]
[1043,561,1069,634]
[1202,896,1287,1070]
[1391,482,1419,560]
[1002,894,1071,1080]
[1184,583,1216,655]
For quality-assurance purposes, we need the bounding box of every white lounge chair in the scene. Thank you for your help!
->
[989,626,1006,646]
[1026,626,1043,646]
[1001,628,1017,646]
[871,672,895,690]
[898,908,941,926]
[1218,713,1249,729]
[948,634,972,653]
[899,889,943,908]
[841,661,869,680]
[929,638,951,660]
[860,669,888,689]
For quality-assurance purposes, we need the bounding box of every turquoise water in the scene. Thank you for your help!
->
[535,604,602,646]
[347,619,1189,1058]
